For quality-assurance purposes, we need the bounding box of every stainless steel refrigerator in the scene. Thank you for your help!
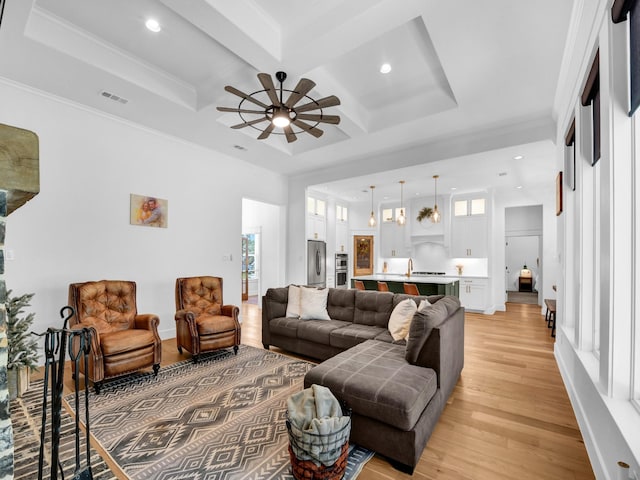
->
[307,240,326,287]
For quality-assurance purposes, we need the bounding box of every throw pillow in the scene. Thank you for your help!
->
[417,298,431,311]
[300,287,331,320]
[388,298,418,341]
[286,285,302,318]
[405,301,448,366]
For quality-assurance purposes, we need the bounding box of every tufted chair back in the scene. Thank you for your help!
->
[69,280,138,332]
[175,276,223,316]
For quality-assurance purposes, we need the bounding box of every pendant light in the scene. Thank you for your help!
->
[368,185,377,227]
[397,180,406,226]
[430,175,441,223]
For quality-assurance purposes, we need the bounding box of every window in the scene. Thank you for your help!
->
[565,118,576,191]
[454,200,467,217]
[454,197,485,216]
[581,50,601,164]
[382,208,394,222]
[336,205,348,222]
[613,0,640,115]
[470,199,485,215]
[307,197,325,216]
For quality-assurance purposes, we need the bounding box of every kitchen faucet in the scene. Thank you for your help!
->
[406,258,413,277]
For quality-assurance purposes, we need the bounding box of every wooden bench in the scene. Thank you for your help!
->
[544,299,556,338]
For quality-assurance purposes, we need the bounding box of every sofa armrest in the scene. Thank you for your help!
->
[432,307,465,399]
[261,287,289,347]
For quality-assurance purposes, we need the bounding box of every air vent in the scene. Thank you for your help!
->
[100,90,128,104]
[498,172,508,177]
[233,145,247,151]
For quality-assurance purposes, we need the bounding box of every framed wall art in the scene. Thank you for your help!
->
[354,235,374,276]
[130,194,168,228]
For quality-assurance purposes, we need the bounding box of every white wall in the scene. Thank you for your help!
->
[551,0,640,476]
[0,79,287,356]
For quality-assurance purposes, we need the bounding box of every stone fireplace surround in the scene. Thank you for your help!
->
[0,122,39,479]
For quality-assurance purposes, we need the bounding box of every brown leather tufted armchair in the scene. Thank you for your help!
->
[68,280,162,393]
[175,276,241,363]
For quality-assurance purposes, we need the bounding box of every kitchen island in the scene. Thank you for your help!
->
[352,274,459,297]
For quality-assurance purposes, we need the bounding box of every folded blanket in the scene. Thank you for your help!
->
[287,384,351,466]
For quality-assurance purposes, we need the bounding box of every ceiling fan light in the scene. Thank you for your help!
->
[272,110,291,128]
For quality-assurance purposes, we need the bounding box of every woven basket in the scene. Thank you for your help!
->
[286,407,351,480]
[288,441,349,480]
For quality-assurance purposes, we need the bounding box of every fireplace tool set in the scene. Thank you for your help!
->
[36,306,94,480]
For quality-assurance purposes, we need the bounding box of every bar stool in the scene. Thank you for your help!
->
[377,281,389,292]
[354,280,365,290]
[403,283,420,295]
[544,299,556,338]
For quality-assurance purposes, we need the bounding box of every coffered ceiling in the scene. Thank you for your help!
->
[0,0,574,199]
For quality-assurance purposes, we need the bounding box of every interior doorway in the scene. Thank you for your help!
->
[505,205,543,305]
[241,232,260,304]
[505,235,541,304]
[242,197,285,306]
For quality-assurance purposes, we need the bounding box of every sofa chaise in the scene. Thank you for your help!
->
[262,286,465,472]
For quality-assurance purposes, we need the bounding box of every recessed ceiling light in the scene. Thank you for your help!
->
[451,187,457,191]
[516,185,523,189]
[233,145,247,151]
[145,19,161,32]
[513,155,524,160]
[380,63,392,74]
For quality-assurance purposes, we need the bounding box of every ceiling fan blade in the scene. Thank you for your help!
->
[224,85,270,109]
[257,73,281,107]
[230,117,269,129]
[284,78,316,108]
[217,106,267,114]
[296,113,340,125]
[283,125,297,143]
[257,123,276,140]
[294,95,341,113]
[293,119,324,138]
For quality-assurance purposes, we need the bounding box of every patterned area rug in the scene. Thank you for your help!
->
[66,345,373,480]
[11,380,116,480]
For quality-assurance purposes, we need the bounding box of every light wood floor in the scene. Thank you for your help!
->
[50,301,594,479]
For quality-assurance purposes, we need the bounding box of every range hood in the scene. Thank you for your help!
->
[411,234,445,245]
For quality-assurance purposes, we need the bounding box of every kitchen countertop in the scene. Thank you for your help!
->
[352,274,461,284]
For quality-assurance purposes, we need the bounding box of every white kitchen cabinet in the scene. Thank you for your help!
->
[458,278,488,311]
[307,214,326,241]
[379,204,410,257]
[335,221,348,253]
[451,194,488,258]
[307,195,327,241]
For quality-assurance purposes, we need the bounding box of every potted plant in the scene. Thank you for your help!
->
[6,290,38,399]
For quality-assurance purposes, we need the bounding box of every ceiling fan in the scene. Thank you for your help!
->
[217,71,341,143]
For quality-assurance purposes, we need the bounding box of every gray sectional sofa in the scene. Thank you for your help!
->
[262,287,465,473]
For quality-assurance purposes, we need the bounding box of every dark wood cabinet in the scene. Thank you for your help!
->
[518,276,533,292]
